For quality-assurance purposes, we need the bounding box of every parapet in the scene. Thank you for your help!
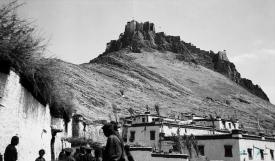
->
[143,21,155,32]
[124,20,155,35]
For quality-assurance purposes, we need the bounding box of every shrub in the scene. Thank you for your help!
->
[0,0,72,121]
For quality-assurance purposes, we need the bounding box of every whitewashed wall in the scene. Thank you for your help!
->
[198,138,240,161]
[0,71,51,161]
[238,137,275,161]
[125,124,226,147]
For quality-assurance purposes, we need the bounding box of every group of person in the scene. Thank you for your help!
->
[57,146,103,161]
[2,121,135,161]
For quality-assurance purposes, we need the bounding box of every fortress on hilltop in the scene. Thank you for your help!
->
[102,20,269,102]
[124,20,155,35]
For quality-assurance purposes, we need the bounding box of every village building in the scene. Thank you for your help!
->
[121,111,275,161]
[120,111,239,147]
[163,129,275,161]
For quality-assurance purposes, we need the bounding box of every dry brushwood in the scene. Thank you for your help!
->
[0,0,72,121]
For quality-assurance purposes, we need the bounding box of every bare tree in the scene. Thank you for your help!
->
[182,134,198,159]
[112,104,118,123]
[209,114,215,134]
[128,107,134,119]
[154,103,164,150]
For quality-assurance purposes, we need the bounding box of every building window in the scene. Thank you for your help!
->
[222,121,226,128]
[198,145,204,156]
[248,148,252,158]
[228,123,231,129]
[260,149,264,160]
[130,131,135,142]
[271,150,274,160]
[150,131,155,140]
[65,121,68,133]
[142,118,145,123]
[123,136,127,143]
[224,145,233,157]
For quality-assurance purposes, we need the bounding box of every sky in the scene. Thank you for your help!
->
[1,0,275,104]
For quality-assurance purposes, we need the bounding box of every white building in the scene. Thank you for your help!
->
[120,112,239,147]
[164,129,275,161]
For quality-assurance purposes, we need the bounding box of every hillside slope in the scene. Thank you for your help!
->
[106,20,269,101]
[49,48,275,131]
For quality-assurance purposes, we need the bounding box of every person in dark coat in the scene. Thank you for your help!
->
[4,136,19,161]
[94,147,103,161]
[124,145,135,161]
[102,123,127,161]
[73,148,80,161]
[35,149,46,161]
[79,146,87,161]
[85,147,94,161]
[58,149,66,160]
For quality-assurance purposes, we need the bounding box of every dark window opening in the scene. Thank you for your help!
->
[130,131,135,142]
[198,145,204,156]
[65,122,68,133]
[248,148,252,158]
[224,145,233,157]
[150,25,154,31]
[142,118,145,123]
[260,150,264,160]
[222,121,226,128]
[150,131,156,140]
[228,123,231,129]
[271,150,274,160]
[123,135,127,143]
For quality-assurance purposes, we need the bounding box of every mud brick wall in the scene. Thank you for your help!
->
[0,71,51,161]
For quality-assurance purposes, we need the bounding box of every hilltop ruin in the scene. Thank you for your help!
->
[103,20,269,101]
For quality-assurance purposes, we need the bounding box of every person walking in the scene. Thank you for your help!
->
[124,145,135,161]
[35,149,46,161]
[102,123,128,161]
[4,136,19,161]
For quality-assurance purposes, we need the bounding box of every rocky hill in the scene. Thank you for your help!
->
[49,48,275,132]
[105,20,269,101]
[23,20,275,132]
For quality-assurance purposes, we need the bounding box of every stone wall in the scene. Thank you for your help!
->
[72,115,106,144]
[0,70,51,161]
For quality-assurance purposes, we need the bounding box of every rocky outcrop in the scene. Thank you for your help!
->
[102,20,269,101]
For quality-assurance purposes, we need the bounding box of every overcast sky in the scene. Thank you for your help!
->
[2,0,274,104]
